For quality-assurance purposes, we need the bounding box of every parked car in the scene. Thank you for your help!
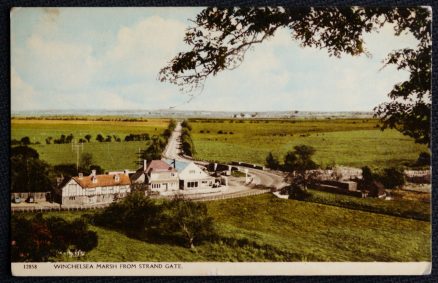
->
[25,196,34,203]
[13,197,21,203]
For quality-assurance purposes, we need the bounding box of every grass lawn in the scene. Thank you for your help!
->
[190,118,427,169]
[305,189,430,221]
[35,194,430,262]
[11,119,169,171]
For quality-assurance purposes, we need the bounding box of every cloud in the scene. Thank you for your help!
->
[10,8,424,112]
[13,35,100,91]
[11,68,41,111]
[103,16,187,80]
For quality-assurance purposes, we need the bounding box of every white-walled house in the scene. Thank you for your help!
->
[59,170,131,205]
[131,160,179,193]
[165,160,215,190]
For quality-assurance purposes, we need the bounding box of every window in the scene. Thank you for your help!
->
[69,196,75,200]
[187,181,198,188]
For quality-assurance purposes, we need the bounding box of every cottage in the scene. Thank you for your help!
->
[165,160,215,190]
[131,160,179,193]
[58,170,131,205]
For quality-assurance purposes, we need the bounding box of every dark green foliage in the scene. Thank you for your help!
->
[95,192,162,237]
[181,120,192,131]
[287,185,313,201]
[11,145,39,159]
[20,136,31,145]
[160,7,431,145]
[140,136,163,162]
[94,193,216,249]
[162,197,216,249]
[124,133,150,142]
[265,152,280,170]
[379,167,405,189]
[96,134,104,142]
[84,134,92,142]
[79,152,93,170]
[11,147,53,193]
[180,120,195,156]
[416,152,430,166]
[11,214,98,262]
[283,145,318,173]
[283,151,298,172]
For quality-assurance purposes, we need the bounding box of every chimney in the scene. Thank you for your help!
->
[172,159,176,169]
[124,169,129,176]
[91,170,96,177]
[144,160,147,171]
[78,172,83,179]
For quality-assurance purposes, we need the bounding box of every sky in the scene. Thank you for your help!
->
[11,7,419,112]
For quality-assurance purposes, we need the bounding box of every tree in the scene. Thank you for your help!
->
[162,197,215,249]
[11,147,53,193]
[11,146,39,159]
[65,134,74,143]
[94,192,162,237]
[283,151,297,172]
[181,120,192,131]
[379,167,405,189]
[45,136,53,144]
[84,134,92,142]
[265,152,280,170]
[283,145,319,192]
[96,134,104,142]
[159,7,431,145]
[20,136,31,146]
[139,136,163,162]
[79,152,94,171]
[416,152,430,166]
[12,214,98,262]
[361,166,374,187]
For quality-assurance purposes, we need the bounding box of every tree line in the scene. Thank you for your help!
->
[180,120,195,157]
[138,119,177,162]
[265,145,412,200]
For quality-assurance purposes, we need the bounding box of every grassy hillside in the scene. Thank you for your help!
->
[190,119,427,169]
[36,194,430,262]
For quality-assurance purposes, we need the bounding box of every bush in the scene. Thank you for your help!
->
[287,185,312,201]
[379,167,405,189]
[416,152,430,166]
[11,214,98,262]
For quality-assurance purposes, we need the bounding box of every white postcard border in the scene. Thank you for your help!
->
[12,262,431,276]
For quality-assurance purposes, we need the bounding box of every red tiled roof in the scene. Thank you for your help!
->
[72,174,131,189]
[146,160,176,173]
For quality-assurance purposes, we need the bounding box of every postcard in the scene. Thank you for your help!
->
[10,7,431,276]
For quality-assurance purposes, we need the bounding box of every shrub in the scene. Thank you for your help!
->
[416,152,430,166]
[287,185,313,201]
[379,167,405,189]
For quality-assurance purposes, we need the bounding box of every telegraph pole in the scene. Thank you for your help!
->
[71,140,84,173]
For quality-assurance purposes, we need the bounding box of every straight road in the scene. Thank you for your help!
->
[163,122,286,190]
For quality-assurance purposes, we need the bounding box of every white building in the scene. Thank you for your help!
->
[58,170,131,205]
[165,160,215,190]
[131,160,179,193]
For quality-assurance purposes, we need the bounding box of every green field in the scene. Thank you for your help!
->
[11,119,169,170]
[190,118,427,169]
[31,194,430,262]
